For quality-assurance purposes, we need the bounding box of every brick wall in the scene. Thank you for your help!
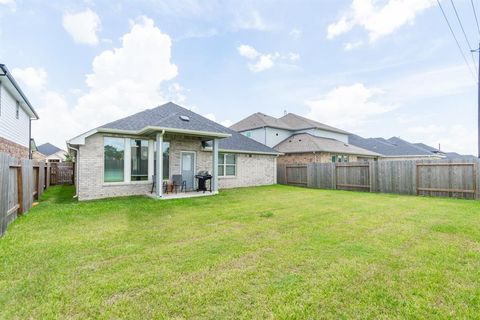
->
[0,137,29,159]
[278,152,359,164]
[219,154,277,189]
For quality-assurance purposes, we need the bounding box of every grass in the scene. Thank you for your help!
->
[1,185,480,319]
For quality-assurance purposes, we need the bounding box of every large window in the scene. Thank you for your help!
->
[218,153,236,176]
[104,137,125,182]
[131,139,149,181]
[154,141,170,180]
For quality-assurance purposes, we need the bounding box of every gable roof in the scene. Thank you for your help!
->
[0,64,39,119]
[279,113,350,134]
[69,102,279,155]
[230,112,349,135]
[413,142,441,153]
[37,143,64,156]
[230,112,292,131]
[274,133,380,156]
[349,135,442,157]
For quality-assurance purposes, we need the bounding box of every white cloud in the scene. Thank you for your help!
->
[406,124,476,155]
[327,0,436,42]
[305,83,396,129]
[62,9,101,46]
[202,113,233,127]
[289,28,302,40]
[0,0,15,5]
[11,67,47,90]
[237,44,299,73]
[17,17,179,148]
[221,119,233,127]
[166,83,187,103]
[343,40,363,51]
[233,10,271,31]
[203,113,216,121]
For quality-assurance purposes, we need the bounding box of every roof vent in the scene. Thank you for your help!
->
[179,115,190,122]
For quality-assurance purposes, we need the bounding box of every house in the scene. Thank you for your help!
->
[413,142,477,160]
[37,143,67,163]
[0,64,39,158]
[349,135,445,160]
[230,112,379,164]
[67,102,279,201]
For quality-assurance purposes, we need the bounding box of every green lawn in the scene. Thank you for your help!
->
[1,185,480,319]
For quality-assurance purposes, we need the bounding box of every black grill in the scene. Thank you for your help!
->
[195,171,212,193]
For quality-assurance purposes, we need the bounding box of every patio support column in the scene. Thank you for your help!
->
[212,138,219,193]
[155,132,163,198]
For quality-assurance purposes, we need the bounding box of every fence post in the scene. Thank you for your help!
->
[17,166,23,215]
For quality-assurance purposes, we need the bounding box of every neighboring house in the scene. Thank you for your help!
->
[230,112,379,164]
[67,102,279,201]
[37,143,67,162]
[348,135,445,160]
[413,142,477,161]
[0,64,39,158]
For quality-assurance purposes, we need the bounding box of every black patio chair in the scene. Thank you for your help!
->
[150,175,168,194]
[172,174,187,193]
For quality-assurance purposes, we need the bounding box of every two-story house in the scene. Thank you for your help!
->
[231,112,380,164]
[0,64,39,159]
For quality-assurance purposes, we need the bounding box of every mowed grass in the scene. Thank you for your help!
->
[1,185,480,319]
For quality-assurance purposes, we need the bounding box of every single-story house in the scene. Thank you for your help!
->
[67,102,279,201]
[37,142,67,163]
[230,112,379,163]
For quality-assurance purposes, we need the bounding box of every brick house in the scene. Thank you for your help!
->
[0,64,39,158]
[67,102,279,201]
[230,112,379,164]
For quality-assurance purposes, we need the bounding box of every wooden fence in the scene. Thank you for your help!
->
[278,159,480,200]
[50,162,74,185]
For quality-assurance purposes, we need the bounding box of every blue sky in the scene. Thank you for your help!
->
[0,0,478,154]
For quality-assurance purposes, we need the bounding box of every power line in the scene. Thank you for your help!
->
[450,0,478,73]
[472,0,480,36]
[436,0,477,82]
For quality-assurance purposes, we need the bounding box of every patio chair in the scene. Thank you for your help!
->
[172,174,187,193]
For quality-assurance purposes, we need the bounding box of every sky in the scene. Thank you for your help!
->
[0,0,478,155]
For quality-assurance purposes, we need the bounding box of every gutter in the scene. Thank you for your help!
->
[67,144,80,198]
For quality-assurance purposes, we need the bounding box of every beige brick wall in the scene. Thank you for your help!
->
[77,133,277,200]
[219,154,277,189]
[278,152,360,164]
[0,136,29,159]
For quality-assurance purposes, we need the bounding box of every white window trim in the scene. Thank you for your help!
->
[103,136,127,185]
[218,153,237,177]
[180,150,197,187]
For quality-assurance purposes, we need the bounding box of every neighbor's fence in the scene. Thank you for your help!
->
[278,159,480,200]
[50,162,74,185]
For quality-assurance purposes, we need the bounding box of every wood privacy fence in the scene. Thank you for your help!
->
[0,152,76,237]
[278,159,480,200]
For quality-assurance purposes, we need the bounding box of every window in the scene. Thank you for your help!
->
[131,139,149,181]
[218,153,236,176]
[104,137,125,182]
[154,141,170,180]
[245,132,252,138]
[15,101,19,119]
[331,154,350,163]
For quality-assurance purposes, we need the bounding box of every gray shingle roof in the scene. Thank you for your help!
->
[348,135,438,157]
[279,113,350,134]
[100,102,278,154]
[230,112,349,134]
[274,133,380,156]
[37,143,63,156]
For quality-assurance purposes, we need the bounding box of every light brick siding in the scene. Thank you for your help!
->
[219,154,277,189]
[0,136,29,158]
[277,152,359,164]
[77,133,277,200]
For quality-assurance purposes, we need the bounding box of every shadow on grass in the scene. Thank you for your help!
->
[40,185,77,204]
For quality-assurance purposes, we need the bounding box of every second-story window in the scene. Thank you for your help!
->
[15,101,20,119]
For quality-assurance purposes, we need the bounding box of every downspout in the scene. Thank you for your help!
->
[68,145,80,198]
[28,119,32,159]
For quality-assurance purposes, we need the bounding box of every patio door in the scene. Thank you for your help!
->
[181,152,196,191]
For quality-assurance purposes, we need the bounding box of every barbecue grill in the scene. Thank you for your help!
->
[195,171,212,193]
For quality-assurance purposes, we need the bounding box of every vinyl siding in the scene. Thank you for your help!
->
[296,128,349,143]
[0,82,30,147]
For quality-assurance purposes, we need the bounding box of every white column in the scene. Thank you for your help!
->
[212,138,219,193]
[124,138,131,183]
[155,133,163,198]
[148,140,154,182]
